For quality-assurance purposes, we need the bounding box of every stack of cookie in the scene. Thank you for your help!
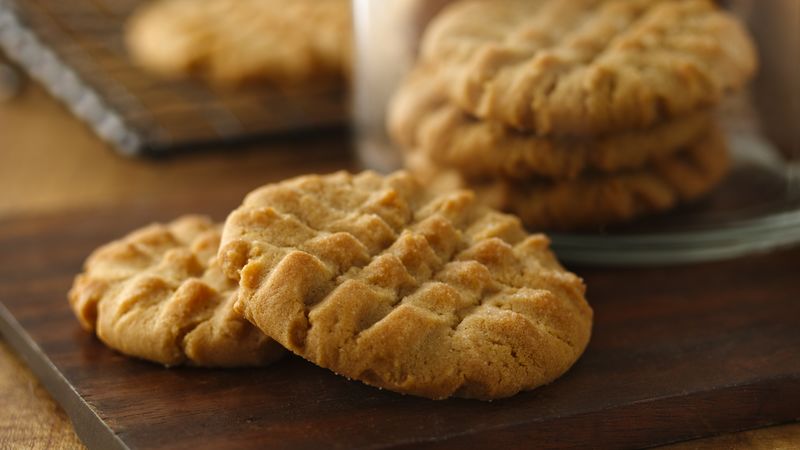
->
[388,0,758,230]
[68,170,593,400]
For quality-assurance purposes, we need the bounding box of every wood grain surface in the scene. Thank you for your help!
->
[0,340,86,450]
[1,62,799,449]
[1,207,799,449]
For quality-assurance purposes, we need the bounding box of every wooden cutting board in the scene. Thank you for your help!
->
[1,206,799,449]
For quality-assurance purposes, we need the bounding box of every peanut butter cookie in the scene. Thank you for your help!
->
[389,68,714,180]
[126,0,352,85]
[407,126,731,230]
[68,216,284,367]
[421,0,756,135]
[219,171,592,400]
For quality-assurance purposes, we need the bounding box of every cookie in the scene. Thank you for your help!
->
[388,68,714,180]
[68,216,284,367]
[420,0,757,135]
[126,0,352,85]
[218,171,592,400]
[409,126,731,230]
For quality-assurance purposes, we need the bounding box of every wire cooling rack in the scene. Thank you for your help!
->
[0,0,348,155]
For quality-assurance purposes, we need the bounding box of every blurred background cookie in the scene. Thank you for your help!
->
[389,67,714,181]
[419,0,757,135]
[408,125,731,230]
[126,0,352,87]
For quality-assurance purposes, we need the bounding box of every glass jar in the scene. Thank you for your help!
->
[352,0,452,172]
[352,0,800,265]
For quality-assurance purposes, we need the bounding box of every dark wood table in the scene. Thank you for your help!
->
[1,77,799,449]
